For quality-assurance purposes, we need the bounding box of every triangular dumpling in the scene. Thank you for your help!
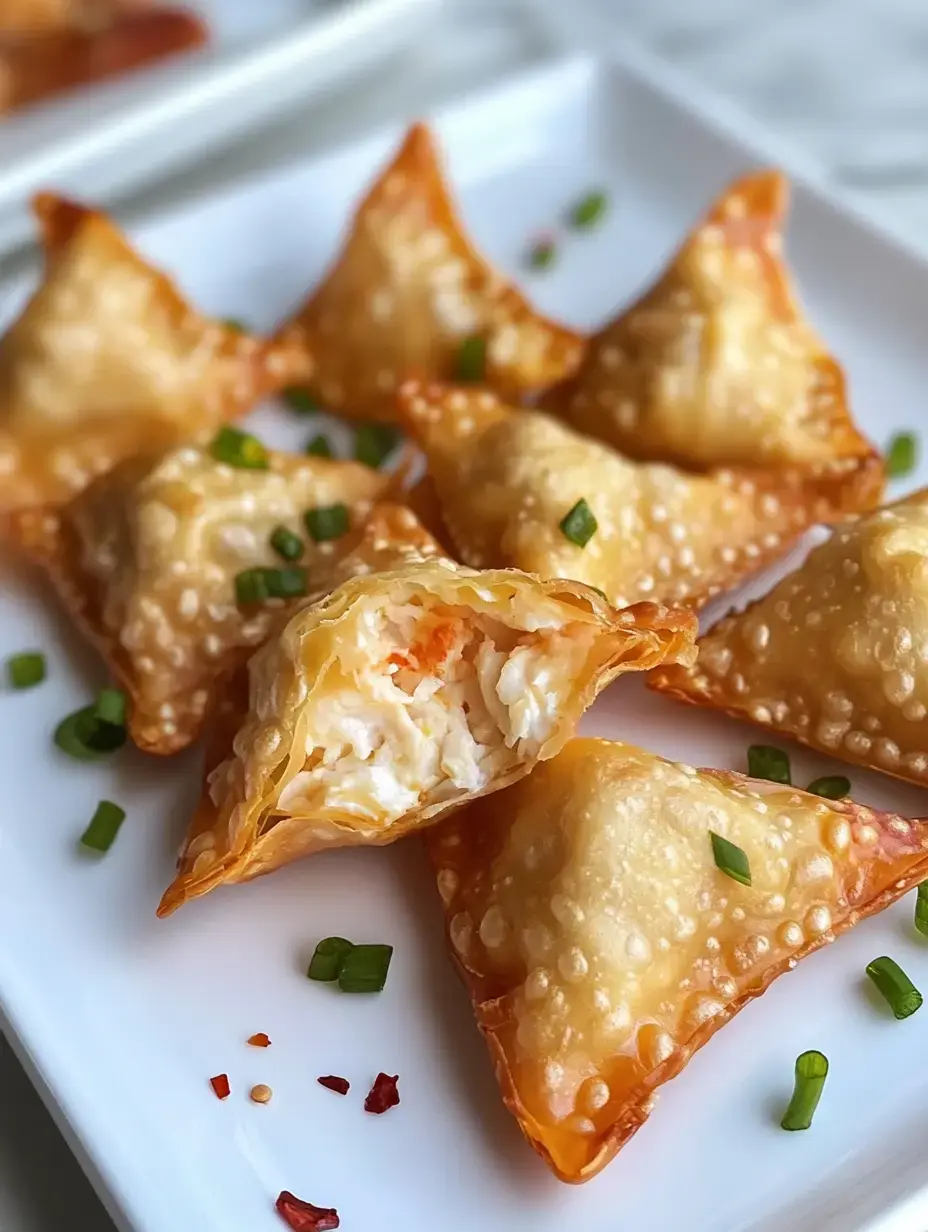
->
[425,738,928,1182]
[0,193,302,512]
[158,571,695,915]
[651,490,928,786]
[11,441,391,754]
[399,379,877,610]
[544,171,881,494]
[274,122,585,422]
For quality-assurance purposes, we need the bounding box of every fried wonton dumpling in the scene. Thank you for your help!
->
[545,171,881,494]
[650,490,928,786]
[426,738,928,1182]
[0,0,132,35]
[274,122,585,422]
[157,573,695,915]
[399,380,877,610]
[0,194,300,513]
[11,443,390,754]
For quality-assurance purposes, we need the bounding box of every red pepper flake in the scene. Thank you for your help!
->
[364,1072,400,1114]
[317,1075,350,1095]
[276,1190,339,1230]
[247,1032,272,1047]
[209,1073,230,1100]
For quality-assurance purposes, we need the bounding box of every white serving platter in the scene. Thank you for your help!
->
[0,0,439,258]
[3,46,928,1232]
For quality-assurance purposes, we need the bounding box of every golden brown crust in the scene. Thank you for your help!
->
[274,122,585,422]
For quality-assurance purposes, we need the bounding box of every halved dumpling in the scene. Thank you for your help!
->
[0,193,300,512]
[651,490,928,786]
[274,122,585,422]
[544,171,881,497]
[157,573,695,914]
[426,738,928,1182]
[11,441,390,754]
[399,379,875,610]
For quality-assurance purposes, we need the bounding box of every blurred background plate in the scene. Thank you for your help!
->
[0,0,440,259]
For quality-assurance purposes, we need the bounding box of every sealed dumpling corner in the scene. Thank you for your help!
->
[274,121,585,422]
[651,489,928,787]
[0,193,304,513]
[11,443,391,754]
[425,738,928,1182]
[157,570,696,915]
[544,169,882,501]
[398,379,874,611]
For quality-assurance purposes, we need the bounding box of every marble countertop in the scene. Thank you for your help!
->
[3,1,928,1227]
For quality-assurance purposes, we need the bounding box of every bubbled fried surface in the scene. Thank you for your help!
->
[399,380,876,611]
[0,194,302,512]
[11,444,390,754]
[545,171,881,498]
[651,490,928,787]
[275,123,585,422]
[426,738,928,1182]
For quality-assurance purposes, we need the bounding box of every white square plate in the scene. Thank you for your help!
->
[3,48,928,1232]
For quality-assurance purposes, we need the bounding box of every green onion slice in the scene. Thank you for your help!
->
[235,566,307,604]
[709,831,752,887]
[235,568,270,606]
[569,190,608,229]
[915,882,928,939]
[780,1050,828,1131]
[307,937,354,982]
[80,800,126,853]
[866,955,923,1019]
[305,503,350,543]
[210,426,269,470]
[528,238,556,270]
[7,651,46,689]
[269,526,305,562]
[454,335,486,383]
[306,433,334,458]
[282,387,318,415]
[559,498,597,547]
[54,704,126,760]
[747,744,791,784]
[354,423,401,469]
[94,686,126,727]
[338,943,393,993]
[885,431,917,479]
[806,774,850,800]
[222,317,248,333]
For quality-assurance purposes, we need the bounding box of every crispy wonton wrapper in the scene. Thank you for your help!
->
[11,443,391,754]
[398,379,877,610]
[158,571,695,915]
[0,193,301,513]
[275,122,585,422]
[0,6,206,115]
[545,171,881,493]
[425,737,928,1182]
[650,490,928,786]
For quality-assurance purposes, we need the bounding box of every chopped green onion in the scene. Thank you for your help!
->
[235,568,270,606]
[885,431,917,479]
[222,317,248,333]
[915,882,928,939]
[454,335,486,383]
[528,238,556,270]
[235,566,308,605]
[338,943,393,993]
[866,955,923,1019]
[54,704,126,760]
[806,774,850,800]
[568,190,608,230]
[559,498,597,548]
[7,651,46,689]
[94,686,126,727]
[780,1050,828,1131]
[269,526,304,562]
[747,744,791,785]
[210,426,269,470]
[306,433,334,458]
[354,423,401,469]
[709,831,752,887]
[305,503,350,543]
[307,937,354,982]
[80,800,126,853]
[282,387,318,415]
